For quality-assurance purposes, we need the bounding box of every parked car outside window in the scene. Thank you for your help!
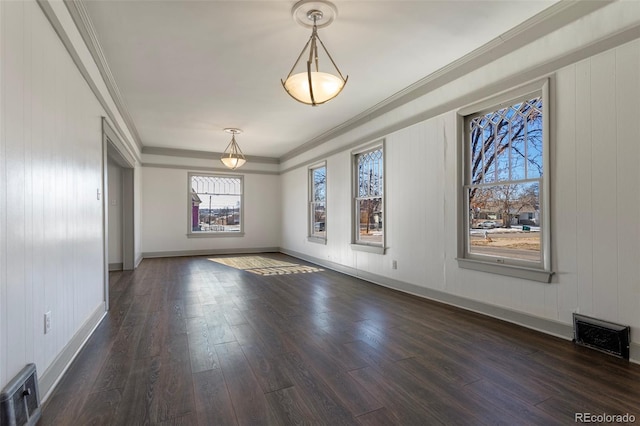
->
[478,220,499,229]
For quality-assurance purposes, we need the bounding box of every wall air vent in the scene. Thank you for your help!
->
[573,313,630,360]
[0,363,41,426]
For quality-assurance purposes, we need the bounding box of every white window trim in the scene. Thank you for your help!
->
[308,161,327,244]
[187,172,245,238]
[456,79,552,282]
[351,140,386,255]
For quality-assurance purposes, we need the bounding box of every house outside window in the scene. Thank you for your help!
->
[189,173,243,237]
[458,80,551,282]
[309,163,327,242]
[352,142,385,254]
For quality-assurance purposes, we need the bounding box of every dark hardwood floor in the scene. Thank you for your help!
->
[41,254,640,425]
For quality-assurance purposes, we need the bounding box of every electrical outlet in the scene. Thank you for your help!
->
[392,260,398,270]
[44,311,51,334]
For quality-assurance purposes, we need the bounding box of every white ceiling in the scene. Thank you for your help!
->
[81,0,560,159]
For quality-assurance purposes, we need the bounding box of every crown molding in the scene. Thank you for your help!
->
[142,146,280,164]
[280,0,613,163]
[142,163,280,176]
[65,0,143,152]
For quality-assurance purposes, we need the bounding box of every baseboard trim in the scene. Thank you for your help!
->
[631,342,640,363]
[108,262,123,271]
[39,303,107,402]
[278,248,640,363]
[142,247,280,259]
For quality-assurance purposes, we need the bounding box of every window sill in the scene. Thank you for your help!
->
[187,232,245,238]
[350,244,386,255]
[307,236,327,245]
[456,258,553,283]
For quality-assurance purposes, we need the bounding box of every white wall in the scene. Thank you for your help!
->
[107,158,123,266]
[281,2,640,358]
[0,0,106,389]
[141,166,281,255]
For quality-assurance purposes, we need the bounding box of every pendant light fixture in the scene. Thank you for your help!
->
[220,128,246,170]
[282,0,347,106]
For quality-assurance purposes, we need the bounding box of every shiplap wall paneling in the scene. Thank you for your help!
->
[424,117,446,289]
[574,58,594,317]
[590,50,619,320]
[281,166,305,251]
[0,0,5,387]
[614,40,640,327]
[1,0,106,388]
[30,0,48,375]
[4,0,29,383]
[442,112,462,298]
[553,64,579,325]
[327,151,354,267]
[388,122,436,288]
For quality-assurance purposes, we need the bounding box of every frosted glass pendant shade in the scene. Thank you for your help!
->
[283,71,345,105]
[220,156,246,169]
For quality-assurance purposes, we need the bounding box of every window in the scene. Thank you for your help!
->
[309,163,327,242]
[352,143,385,253]
[458,80,551,282]
[189,173,243,236]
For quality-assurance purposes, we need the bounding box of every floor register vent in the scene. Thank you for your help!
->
[0,364,41,426]
[573,313,630,360]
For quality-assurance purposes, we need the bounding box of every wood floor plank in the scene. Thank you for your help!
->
[239,344,293,393]
[186,316,219,373]
[356,408,401,425]
[464,379,564,426]
[279,351,357,425]
[215,341,279,425]
[111,356,162,425]
[192,369,237,426]
[74,389,122,426]
[391,356,525,425]
[151,356,196,423]
[264,386,318,425]
[323,371,383,417]
[135,309,166,359]
[290,327,369,372]
[206,315,236,345]
[349,366,443,425]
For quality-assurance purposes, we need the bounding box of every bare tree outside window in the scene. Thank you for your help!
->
[355,147,383,245]
[466,96,543,262]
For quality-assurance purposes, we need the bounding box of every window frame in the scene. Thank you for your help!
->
[351,141,386,254]
[308,162,327,244]
[187,172,244,238]
[456,79,552,282]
